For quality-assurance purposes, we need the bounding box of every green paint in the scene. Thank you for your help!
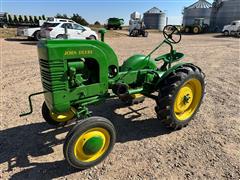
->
[83,136,104,155]
[98,29,107,42]
[106,18,124,29]
[21,26,191,120]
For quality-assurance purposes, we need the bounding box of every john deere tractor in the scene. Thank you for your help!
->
[183,18,209,34]
[21,25,206,169]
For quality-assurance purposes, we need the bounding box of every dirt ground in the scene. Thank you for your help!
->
[0,31,240,180]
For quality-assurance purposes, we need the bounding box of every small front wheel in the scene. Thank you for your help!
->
[63,116,116,169]
[42,102,75,126]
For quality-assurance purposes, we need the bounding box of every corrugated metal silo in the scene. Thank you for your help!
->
[183,0,212,26]
[143,7,166,31]
[210,0,240,31]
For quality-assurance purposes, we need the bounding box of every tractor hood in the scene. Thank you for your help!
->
[222,25,231,31]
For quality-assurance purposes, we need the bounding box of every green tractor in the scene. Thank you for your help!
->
[183,18,209,34]
[106,17,124,30]
[20,25,206,169]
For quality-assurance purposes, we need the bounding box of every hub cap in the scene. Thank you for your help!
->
[174,79,202,121]
[74,128,110,162]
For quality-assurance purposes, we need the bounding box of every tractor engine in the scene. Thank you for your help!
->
[37,38,119,114]
[67,58,99,88]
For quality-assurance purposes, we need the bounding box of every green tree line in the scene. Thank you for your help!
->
[55,13,89,26]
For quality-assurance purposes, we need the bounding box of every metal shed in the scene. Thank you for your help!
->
[143,7,166,31]
[182,0,212,26]
[210,0,240,32]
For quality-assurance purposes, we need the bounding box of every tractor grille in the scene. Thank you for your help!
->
[39,59,66,92]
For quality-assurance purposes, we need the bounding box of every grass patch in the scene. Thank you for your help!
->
[0,28,17,38]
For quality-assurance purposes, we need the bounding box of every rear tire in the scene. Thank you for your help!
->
[193,26,200,34]
[155,64,206,130]
[63,116,116,169]
[56,34,64,39]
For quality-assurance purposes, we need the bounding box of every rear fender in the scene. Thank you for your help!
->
[155,62,189,88]
[120,54,157,72]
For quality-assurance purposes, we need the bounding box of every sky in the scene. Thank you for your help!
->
[1,0,213,25]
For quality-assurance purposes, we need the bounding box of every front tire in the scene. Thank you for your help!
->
[223,30,229,36]
[155,64,206,130]
[33,30,41,41]
[42,102,75,126]
[88,35,96,40]
[143,31,148,37]
[63,116,116,169]
[2,23,8,28]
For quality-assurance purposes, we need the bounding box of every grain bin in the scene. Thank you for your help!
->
[143,7,166,31]
[210,0,240,32]
[183,0,212,26]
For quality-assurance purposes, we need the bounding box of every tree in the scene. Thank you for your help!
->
[55,13,68,19]
[71,14,89,26]
[54,13,89,26]
[94,21,101,26]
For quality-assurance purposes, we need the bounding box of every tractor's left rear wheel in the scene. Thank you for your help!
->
[63,116,116,169]
[42,102,76,126]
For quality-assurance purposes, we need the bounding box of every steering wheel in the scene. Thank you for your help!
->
[163,25,181,44]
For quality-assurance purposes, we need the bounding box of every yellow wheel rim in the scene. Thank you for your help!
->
[74,128,110,162]
[131,93,144,99]
[174,79,202,121]
[50,107,76,122]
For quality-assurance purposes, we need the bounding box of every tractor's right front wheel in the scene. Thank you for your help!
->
[155,64,206,130]
[63,116,116,169]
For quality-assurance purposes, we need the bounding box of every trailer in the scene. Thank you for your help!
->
[0,12,46,28]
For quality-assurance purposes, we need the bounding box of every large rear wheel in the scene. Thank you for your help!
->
[155,64,206,129]
[63,116,116,169]
[193,26,200,34]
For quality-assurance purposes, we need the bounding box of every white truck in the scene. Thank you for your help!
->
[129,12,148,37]
[222,20,240,37]
[16,18,74,40]
[17,20,46,40]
